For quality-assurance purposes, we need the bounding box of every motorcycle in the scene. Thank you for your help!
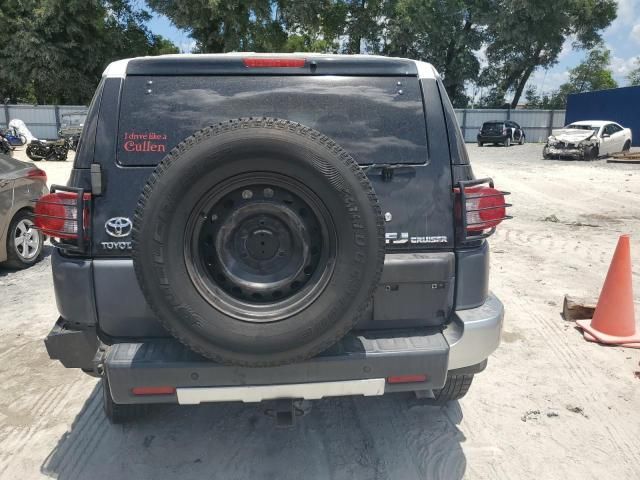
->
[59,133,80,151]
[0,127,27,146]
[0,134,12,156]
[26,138,70,161]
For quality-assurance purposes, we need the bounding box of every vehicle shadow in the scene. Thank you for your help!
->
[41,383,466,480]
[0,244,53,277]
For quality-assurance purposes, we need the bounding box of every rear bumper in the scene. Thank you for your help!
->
[104,328,450,404]
[477,134,508,143]
[47,295,503,404]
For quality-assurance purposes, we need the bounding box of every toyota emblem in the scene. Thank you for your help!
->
[105,217,133,238]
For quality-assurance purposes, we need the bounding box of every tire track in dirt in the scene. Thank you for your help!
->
[350,394,469,480]
[507,282,640,471]
[0,384,68,477]
[494,226,633,267]
[313,397,391,480]
[502,166,636,216]
[40,385,104,479]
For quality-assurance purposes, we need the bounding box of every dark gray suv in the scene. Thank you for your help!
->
[36,54,508,424]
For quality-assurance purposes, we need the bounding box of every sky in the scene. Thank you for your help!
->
[139,0,640,97]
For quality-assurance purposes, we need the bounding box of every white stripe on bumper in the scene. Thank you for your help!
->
[176,378,386,404]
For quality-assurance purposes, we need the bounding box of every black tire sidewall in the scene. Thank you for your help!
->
[133,121,383,365]
[5,210,42,268]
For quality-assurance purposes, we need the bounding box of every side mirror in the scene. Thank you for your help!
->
[601,133,610,138]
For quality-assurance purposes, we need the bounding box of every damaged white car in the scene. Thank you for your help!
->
[543,120,632,160]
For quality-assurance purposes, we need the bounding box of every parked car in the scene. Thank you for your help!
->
[37,54,509,424]
[543,120,632,160]
[477,120,525,147]
[0,154,47,269]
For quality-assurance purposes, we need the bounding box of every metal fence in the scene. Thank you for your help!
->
[1,104,88,140]
[455,108,566,143]
[1,103,565,143]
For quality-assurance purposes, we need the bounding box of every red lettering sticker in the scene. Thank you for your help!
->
[123,132,167,153]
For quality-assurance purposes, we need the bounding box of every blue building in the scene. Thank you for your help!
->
[566,86,640,146]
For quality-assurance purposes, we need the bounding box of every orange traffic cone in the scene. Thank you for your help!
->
[576,235,640,349]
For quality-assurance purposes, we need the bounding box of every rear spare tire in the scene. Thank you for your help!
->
[132,118,384,366]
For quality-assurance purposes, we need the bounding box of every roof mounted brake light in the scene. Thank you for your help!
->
[243,57,306,68]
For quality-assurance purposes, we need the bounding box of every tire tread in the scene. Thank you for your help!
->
[430,374,474,405]
[132,118,385,367]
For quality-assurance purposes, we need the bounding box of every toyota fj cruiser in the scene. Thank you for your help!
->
[37,54,508,424]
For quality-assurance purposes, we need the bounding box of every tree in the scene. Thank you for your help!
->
[0,0,178,104]
[384,0,493,106]
[517,48,617,110]
[146,1,387,54]
[145,0,289,52]
[540,46,617,108]
[480,0,617,108]
[628,58,640,86]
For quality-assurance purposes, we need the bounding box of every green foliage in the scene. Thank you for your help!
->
[0,0,620,107]
[146,0,617,109]
[561,46,617,92]
[384,0,492,106]
[479,0,617,108]
[0,0,178,104]
[627,58,640,86]
[526,47,617,109]
[146,0,289,52]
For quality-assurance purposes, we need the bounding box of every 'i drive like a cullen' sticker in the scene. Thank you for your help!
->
[123,131,167,153]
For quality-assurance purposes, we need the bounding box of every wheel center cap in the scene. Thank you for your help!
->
[245,229,279,260]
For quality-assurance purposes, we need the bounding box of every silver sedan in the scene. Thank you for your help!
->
[0,154,49,268]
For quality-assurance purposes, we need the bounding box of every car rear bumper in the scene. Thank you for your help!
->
[46,294,503,404]
[477,134,508,143]
[104,328,450,404]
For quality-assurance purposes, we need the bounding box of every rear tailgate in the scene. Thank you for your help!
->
[90,66,455,337]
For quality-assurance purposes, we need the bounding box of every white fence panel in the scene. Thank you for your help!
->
[2,104,565,143]
[1,104,87,140]
[455,109,566,143]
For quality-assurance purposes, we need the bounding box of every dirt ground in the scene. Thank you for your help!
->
[1,144,639,480]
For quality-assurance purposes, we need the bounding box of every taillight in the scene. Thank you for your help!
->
[34,191,90,239]
[132,386,176,396]
[464,186,507,231]
[387,374,428,384]
[26,167,47,181]
[455,179,511,241]
[243,57,306,68]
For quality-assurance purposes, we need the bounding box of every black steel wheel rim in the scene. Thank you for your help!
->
[184,173,337,323]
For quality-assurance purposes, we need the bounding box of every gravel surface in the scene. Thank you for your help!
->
[1,144,639,479]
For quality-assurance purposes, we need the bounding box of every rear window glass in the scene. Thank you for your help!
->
[117,76,428,166]
[482,122,504,129]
